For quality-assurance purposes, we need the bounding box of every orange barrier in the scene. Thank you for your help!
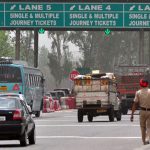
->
[60,97,69,109]
[53,100,61,111]
[65,97,76,109]
[42,96,54,113]
[60,97,76,109]
[43,96,75,113]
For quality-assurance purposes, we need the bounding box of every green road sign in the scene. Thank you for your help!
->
[0,3,4,26]
[104,29,111,35]
[0,3,150,28]
[76,67,91,75]
[124,4,150,28]
[38,28,45,34]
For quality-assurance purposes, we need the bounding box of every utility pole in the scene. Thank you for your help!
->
[34,29,38,68]
[149,31,150,65]
[15,29,20,60]
[139,29,144,64]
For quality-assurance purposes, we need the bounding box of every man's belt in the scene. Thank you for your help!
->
[140,107,150,111]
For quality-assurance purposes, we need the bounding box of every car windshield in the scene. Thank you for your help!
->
[0,94,26,101]
[57,92,65,97]
[0,94,19,97]
[0,98,19,109]
[50,92,58,99]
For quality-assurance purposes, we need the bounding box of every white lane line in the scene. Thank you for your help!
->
[35,120,75,122]
[36,124,140,127]
[36,136,141,139]
[35,119,139,122]
[64,116,76,118]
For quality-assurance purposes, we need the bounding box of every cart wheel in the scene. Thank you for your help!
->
[78,109,83,122]
[87,114,93,122]
[108,107,114,122]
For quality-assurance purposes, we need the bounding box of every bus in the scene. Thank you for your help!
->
[0,59,45,117]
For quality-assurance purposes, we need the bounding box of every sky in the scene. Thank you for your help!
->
[10,31,81,61]
[39,31,81,61]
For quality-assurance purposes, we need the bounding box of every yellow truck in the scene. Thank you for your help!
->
[74,73,122,122]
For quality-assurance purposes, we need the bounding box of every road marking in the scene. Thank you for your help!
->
[64,116,76,117]
[36,124,140,127]
[36,136,141,139]
[35,120,75,122]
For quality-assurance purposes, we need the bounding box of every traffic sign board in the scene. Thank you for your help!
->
[69,70,80,81]
[0,3,150,28]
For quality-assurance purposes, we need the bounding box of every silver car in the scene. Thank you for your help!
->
[0,93,32,112]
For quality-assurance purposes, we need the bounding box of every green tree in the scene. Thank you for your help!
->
[20,31,34,66]
[0,31,15,57]
[62,44,73,78]
[47,31,73,87]
[68,31,139,72]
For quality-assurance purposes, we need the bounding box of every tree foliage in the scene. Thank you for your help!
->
[20,31,34,66]
[47,31,73,87]
[0,31,15,57]
[68,31,140,72]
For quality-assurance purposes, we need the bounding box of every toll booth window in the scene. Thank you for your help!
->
[0,66,22,83]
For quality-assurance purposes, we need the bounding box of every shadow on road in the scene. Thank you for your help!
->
[0,144,21,147]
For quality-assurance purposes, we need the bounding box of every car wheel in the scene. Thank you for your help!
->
[35,111,40,117]
[20,130,28,146]
[29,127,36,145]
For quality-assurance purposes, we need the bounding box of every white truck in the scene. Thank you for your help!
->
[74,73,122,122]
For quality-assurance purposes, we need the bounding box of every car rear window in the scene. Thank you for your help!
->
[0,95,19,98]
[0,98,20,109]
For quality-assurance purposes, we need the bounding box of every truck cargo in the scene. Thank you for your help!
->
[114,65,148,114]
[73,73,121,122]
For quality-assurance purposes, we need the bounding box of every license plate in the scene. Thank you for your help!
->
[0,116,6,121]
[97,109,107,113]
[0,86,7,91]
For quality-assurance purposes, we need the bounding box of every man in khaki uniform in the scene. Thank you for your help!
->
[131,79,150,145]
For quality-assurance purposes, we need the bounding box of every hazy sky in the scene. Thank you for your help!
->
[39,31,81,61]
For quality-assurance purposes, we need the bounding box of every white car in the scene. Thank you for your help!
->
[0,93,32,112]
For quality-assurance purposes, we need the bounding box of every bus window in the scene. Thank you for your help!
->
[0,66,22,83]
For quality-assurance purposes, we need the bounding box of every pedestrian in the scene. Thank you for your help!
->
[130,78,150,145]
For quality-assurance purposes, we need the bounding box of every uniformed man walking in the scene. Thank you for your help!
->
[130,79,150,145]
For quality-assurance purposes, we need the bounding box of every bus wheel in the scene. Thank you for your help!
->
[35,111,40,117]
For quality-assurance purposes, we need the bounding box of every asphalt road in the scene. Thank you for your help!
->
[0,109,150,150]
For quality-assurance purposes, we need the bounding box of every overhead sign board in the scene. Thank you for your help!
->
[124,4,150,28]
[0,3,150,28]
[5,3,64,27]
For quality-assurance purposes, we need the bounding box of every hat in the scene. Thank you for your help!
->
[140,79,148,87]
